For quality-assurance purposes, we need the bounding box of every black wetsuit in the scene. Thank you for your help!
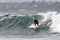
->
[34,19,39,25]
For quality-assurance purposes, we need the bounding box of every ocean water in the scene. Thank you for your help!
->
[0,11,60,40]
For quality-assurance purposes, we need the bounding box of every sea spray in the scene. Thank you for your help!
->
[50,13,60,33]
[38,11,60,33]
[37,11,60,33]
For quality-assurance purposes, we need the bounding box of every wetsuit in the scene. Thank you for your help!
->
[34,19,39,25]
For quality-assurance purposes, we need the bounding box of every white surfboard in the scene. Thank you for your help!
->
[28,24,40,29]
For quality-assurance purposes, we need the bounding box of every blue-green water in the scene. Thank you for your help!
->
[0,12,60,40]
[0,14,51,35]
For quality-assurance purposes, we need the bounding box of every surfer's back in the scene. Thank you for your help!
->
[34,19,39,25]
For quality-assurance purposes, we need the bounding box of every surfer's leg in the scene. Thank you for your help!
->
[36,23,38,26]
[34,23,37,26]
[34,23,36,26]
[35,24,36,27]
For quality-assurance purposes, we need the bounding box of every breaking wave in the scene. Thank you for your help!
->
[0,11,60,35]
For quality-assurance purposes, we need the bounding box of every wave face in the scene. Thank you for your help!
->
[0,11,60,35]
[0,13,50,35]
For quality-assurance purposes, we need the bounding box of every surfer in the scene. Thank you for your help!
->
[34,18,39,26]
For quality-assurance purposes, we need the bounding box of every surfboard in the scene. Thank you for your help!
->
[29,24,40,29]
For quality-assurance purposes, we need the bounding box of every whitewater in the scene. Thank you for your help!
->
[0,11,60,40]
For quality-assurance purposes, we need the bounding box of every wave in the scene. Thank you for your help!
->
[37,11,60,33]
[0,11,60,34]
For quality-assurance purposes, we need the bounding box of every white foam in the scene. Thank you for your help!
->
[37,12,52,23]
[28,24,39,29]
[37,11,60,33]
[0,12,26,21]
[50,13,60,33]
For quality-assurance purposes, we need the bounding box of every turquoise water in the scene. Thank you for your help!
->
[0,15,50,34]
